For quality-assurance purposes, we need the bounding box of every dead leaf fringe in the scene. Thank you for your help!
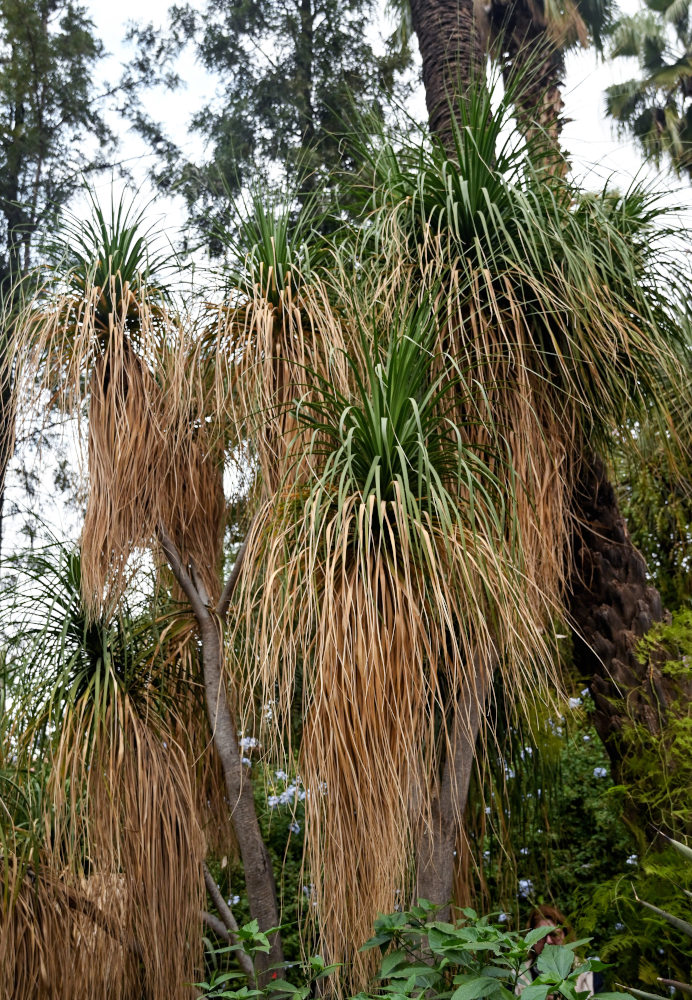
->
[234,474,558,991]
[353,234,572,614]
[5,695,207,1000]
[162,425,227,603]
[352,203,687,619]
[81,339,167,616]
[218,268,350,494]
[17,279,230,615]
[223,251,566,990]
[0,861,140,1000]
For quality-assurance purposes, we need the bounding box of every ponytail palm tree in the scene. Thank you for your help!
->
[232,300,559,985]
[0,544,205,1000]
[405,0,692,809]
[214,189,350,495]
[345,77,692,906]
[13,189,362,985]
[13,194,299,978]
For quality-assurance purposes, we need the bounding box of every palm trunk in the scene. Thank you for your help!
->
[409,0,487,152]
[566,454,678,776]
[487,0,568,165]
[409,0,491,911]
[415,667,489,913]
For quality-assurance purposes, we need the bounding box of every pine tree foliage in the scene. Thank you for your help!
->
[0,0,114,289]
[129,0,412,249]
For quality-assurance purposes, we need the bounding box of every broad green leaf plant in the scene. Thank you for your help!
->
[355,904,627,1000]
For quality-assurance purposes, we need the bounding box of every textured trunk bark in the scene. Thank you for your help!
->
[566,454,679,776]
[409,0,487,152]
[409,0,492,911]
[159,528,284,977]
[415,664,489,913]
[487,0,567,162]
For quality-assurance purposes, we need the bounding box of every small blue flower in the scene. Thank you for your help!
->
[593,766,608,778]
[518,878,533,898]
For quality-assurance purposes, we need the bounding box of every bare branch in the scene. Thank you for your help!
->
[216,526,253,619]
[157,524,209,623]
[202,910,231,941]
[203,863,241,936]
[203,864,256,983]
[158,520,283,975]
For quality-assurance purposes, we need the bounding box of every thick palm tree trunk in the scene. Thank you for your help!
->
[408,0,491,912]
[487,0,568,163]
[409,0,487,150]
[566,454,680,774]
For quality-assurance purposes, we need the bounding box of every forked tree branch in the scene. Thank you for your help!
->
[203,863,256,983]
[202,910,232,941]
[157,523,283,976]
[217,526,254,619]
[158,527,209,622]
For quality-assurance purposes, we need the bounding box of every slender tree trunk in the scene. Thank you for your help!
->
[296,0,317,191]
[409,0,487,151]
[566,454,684,776]
[0,355,14,562]
[159,528,284,977]
[415,662,490,912]
[0,91,28,562]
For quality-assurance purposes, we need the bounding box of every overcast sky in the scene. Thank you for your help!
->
[83,0,692,215]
